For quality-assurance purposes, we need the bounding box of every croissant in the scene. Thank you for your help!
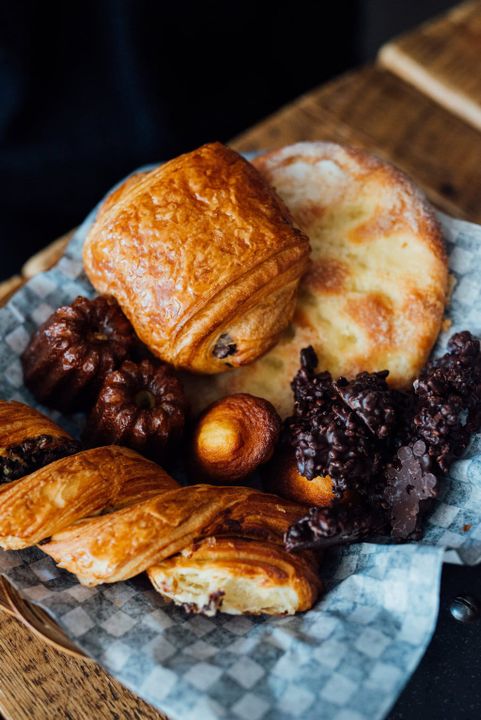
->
[0,445,178,549]
[83,142,310,374]
[0,401,79,484]
[191,393,281,483]
[148,538,321,615]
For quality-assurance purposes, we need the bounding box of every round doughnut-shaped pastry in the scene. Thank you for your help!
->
[83,358,187,462]
[21,295,136,412]
[83,142,310,373]
[263,450,336,506]
[192,393,281,484]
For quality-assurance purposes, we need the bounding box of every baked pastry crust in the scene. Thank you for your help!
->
[148,537,321,616]
[264,450,335,506]
[0,401,79,483]
[83,358,187,462]
[191,393,281,483]
[83,142,310,374]
[184,142,449,416]
[21,295,137,412]
[41,485,308,586]
[0,445,178,549]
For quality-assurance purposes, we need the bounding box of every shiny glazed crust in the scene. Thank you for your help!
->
[183,141,449,417]
[0,401,72,447]
[0,446,178,549]
[83,142,310,374]
[148,537,321,615]
[40,485,308,586]
[191,393,281,483]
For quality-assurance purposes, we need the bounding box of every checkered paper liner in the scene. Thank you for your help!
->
[0,192,480,720]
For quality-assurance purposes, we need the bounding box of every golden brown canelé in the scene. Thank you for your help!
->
[83,358,188,462]
[82,142,310,374]
[191,393,281,483]
[21,295,137,412]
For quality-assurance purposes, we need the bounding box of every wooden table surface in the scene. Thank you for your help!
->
[1,2,481,718]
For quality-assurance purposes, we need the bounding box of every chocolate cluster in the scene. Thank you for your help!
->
[285,331,481,550]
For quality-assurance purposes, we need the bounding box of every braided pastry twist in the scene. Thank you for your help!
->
[0,401,321,615]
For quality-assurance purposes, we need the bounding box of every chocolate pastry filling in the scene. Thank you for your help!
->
[182,591,225,615]
[213,333,237,359]
[0,434,80,484]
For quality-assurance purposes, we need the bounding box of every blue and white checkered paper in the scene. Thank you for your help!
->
[0,195,480,720]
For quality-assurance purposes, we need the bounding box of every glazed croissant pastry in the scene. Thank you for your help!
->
[0,445,178,549]
[0,401,79,484]
[148,538,320,616]
[83,142,310,373]
[40,485,304,583]
[41,483,320,614]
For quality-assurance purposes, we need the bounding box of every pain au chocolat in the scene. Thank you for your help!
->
[185,141,449,417]
[83,142,310,374]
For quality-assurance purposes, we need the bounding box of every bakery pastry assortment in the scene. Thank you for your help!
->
[191,393,281,483]
[8,139,475,620]
[83,142,310,374]
[0,405,319,614]
[183,141,448,418]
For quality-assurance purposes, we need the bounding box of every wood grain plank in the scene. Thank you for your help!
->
[379,0,481,131]
[0,613,167,720]
[232,65,481,223]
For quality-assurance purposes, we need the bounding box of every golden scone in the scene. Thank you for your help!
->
[83,142,310,374]
[184,141,448,417]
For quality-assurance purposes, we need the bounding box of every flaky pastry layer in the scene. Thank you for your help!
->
[0,445,178,549]
[148,537,321,616]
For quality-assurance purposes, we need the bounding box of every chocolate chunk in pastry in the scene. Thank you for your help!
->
[0,401,79,484]
[22,295,137,412]
[83,358,187,462]
[191,393,281,483]
[83,142,310,373]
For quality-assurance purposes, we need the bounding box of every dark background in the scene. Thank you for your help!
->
[1,0,457,279]
[4,2,481,719]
